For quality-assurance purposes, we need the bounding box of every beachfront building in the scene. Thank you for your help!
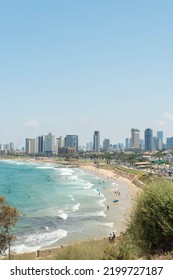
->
[44,133,58,155]
[37,135,45,154]
[25,138,37,155]
[131,128,140,149]
[57,136,65,148]
[93,131,100,152]
[65,135,78,153]
[144,128,153,151]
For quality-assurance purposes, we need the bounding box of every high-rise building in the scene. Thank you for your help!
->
[25,138,36,154]
[93,131,100,152]
[166,137,173,149]
[131,128,140,149]
[144,128,153,151]
[103,139,110,150]
[9,142,14,152]
[157,131,163,151]
[37,135,45,154]
[86,143,90,151]
[44,133,57,154]
[125,138,130,149]
[57,136,65,148]
[65,135,78,153]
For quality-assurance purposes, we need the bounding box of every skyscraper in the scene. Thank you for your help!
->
[144,128,153,151]
[44,133,57,154]
[125,138,130,149]
[93,131,100,152]
[65,135,78,153]
[157,131,163,151]
[37,135,45,154]
[131,128,140,149]
[103,138,110,150]
[58,136,65,148]
[25,138,36,154]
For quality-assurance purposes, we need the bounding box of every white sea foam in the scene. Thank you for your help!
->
[95,211,106,217]
[70,175,78,180]
[103,222,114,227]
[67,194,75,201]
[59,168,74,176]
[82,182,94,189]
[39,226,49,231]
[83,211,106,218]
[97,197,106,207]
[58,212,68,220]
[12,229,67,253]
[30,207,60,217]
[37,166,55,170]
[72,203,80,212]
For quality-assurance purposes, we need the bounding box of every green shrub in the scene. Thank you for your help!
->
[106,232,141,260]
[127,179,173,254]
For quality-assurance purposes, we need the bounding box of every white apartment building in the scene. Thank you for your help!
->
[44,133,58,154]
[25,138,37,154]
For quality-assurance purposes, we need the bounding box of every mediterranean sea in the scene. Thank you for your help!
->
[0,159,132,253]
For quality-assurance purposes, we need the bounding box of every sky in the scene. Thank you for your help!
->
[0,0,173,148]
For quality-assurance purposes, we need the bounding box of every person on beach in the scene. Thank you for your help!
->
[109,232,116,242]
[112,232,116,240]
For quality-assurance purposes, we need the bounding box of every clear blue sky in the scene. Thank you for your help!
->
[0,0,173,147]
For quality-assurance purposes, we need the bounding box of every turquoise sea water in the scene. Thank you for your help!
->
[0,159,132,253]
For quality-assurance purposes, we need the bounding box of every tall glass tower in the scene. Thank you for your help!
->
[157,131,163,150]
[144,128,153,151]
[65,135,79,152]
[93,131,100,152]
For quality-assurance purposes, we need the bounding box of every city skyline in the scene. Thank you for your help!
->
[1,127,172,151]
[1,1,173,147]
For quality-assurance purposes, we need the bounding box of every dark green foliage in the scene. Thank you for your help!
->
[106,233,141,260]
[127,179,173,254]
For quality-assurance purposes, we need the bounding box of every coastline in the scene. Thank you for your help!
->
[80,163,142,197]
[38,160,142,253]
[0,158,142,259]
[79,163,142,234]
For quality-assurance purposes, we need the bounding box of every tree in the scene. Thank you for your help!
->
[0,196,19,258]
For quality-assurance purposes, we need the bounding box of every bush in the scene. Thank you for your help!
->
[105,232,141,260]
[127,179,173,254]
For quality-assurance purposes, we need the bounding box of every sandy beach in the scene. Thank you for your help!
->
[79,163,142,235]
[1,157,143,259]
[80,164,141,196]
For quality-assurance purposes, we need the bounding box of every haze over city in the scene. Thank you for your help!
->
[1,1,173,147]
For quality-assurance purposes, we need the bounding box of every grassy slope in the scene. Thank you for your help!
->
[8,237,173,260]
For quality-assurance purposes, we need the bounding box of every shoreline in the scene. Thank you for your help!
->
[80,163,142,234]
[0,158,142,259]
